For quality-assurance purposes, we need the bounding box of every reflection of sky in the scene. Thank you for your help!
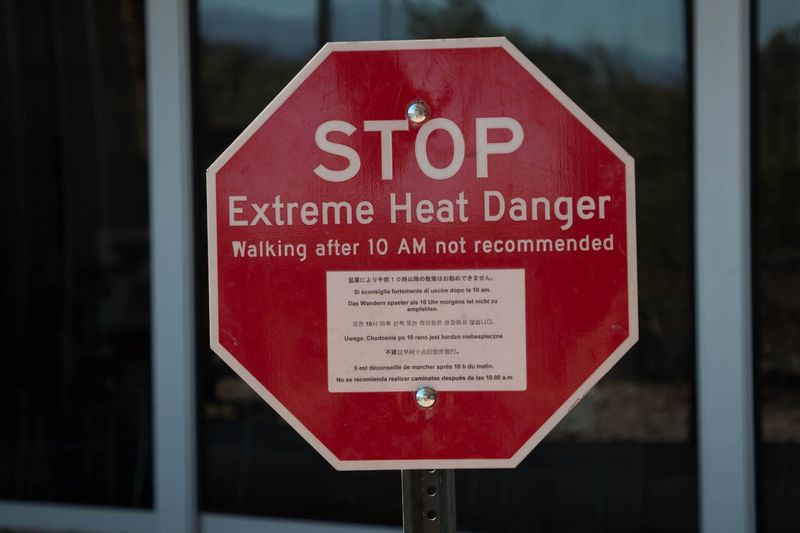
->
[201,0,682,55]
[199,0,318,58]
[202,0,314,19]
[487,0,684,65]
[201,0,689,81]
[202,0,800,48]
[200,0,800,79]
[760,0,800,44]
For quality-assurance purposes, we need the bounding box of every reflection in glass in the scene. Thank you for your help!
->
[196,0,696,529]
[0,0,152,506]
[755,1,800,530]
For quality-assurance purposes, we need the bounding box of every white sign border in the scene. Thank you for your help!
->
[206,36,638,471]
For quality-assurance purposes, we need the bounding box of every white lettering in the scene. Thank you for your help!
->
[314,120,361,182]
[415,118,465,180]
[229,196,248,226]
[483,190,505,221]
[363,119,408,180]
[476,117,523,178]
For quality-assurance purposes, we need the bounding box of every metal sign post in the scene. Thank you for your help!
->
[402,470,456,533]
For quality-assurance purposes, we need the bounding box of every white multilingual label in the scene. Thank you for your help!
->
[326,269,527,392]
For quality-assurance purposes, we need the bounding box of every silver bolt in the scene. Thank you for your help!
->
[407,100,430,124]
[415,387,437,408]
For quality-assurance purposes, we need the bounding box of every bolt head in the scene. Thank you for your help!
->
[407,100,430,124]
[415,387,437,408]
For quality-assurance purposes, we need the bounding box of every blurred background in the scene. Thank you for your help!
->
[0,0,797,532]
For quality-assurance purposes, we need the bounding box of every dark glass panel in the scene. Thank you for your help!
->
[754,1,800,530]
[0,0,152,507]
[194,1,401,521]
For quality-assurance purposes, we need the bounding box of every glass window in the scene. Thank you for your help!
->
[196,1,399,521]
[195,1,696,529]
[0,0,152,507]
[755,1,800,531]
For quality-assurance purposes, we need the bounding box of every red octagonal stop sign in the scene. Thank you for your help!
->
[207,38,637,470]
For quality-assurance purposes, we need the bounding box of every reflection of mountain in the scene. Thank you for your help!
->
[201,2,682,84]
[403,0,684,85]
[593,45,684,85]
[200,7,315,59]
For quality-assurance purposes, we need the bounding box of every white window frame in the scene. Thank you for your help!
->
[695,0,756,532]
[0,0,756,531]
